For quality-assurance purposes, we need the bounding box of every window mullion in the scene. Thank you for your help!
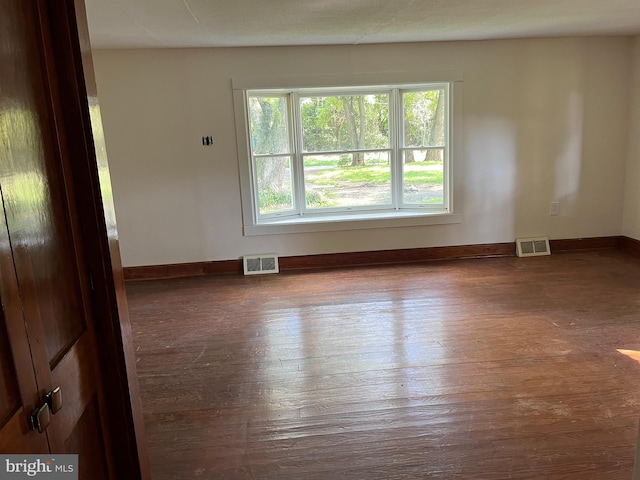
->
[443,82,451,212]
[290,92,305,216]
[391,88,402,210]
[247,92,261,221]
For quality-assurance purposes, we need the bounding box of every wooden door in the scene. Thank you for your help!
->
[0,0,113,477]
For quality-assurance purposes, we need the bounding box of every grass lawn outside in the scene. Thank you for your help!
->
[259,158,444,213]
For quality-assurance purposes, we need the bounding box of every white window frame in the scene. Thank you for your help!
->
[233,72,463,236]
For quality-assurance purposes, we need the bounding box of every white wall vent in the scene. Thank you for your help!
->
[243,254,279,275]
[516,237,551,257]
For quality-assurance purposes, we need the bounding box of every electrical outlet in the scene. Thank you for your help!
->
[550,201,560,216]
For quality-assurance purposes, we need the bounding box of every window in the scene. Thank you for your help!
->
[233,75,461,233]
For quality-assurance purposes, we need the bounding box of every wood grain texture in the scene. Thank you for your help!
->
[124,236,622,281]
[127,250,640,479]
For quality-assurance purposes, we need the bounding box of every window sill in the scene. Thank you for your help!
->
[243,211,462,236]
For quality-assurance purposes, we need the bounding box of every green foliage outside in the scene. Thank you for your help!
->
[300,94,389,155]
[258,188,291,213]
[257,158,444,213]
[258,188,334,213]
[308,164,443,187]
[403,90,445,148]
[303,155,390,167]
[403,164,444,185]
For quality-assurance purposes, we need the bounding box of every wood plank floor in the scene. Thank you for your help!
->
[126,250,640,479]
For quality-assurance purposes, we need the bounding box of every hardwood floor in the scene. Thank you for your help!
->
[126,250,640,479]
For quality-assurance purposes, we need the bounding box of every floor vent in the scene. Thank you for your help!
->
[243,254,279,275]
[516,237,551,257]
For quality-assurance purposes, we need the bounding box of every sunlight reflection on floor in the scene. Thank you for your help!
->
[617,349,640,363]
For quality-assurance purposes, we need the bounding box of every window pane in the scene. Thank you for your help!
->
[303,152,391,209]
[402,149,444,205]
[255,156,294,215]
[300,94,389,152]
[403,89,445,148]
[248,96,290,155]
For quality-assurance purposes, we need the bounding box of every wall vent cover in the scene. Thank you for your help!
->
[243,254,279,275]
[516,237,551,257]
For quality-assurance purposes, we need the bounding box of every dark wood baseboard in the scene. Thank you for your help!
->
[280,242,516,272]
[620,235,640,256]
[124,235,630,281]
[550,236,622,252]
[123,259,241,281]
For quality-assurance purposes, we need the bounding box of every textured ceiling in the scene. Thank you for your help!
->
[85,0,640,49]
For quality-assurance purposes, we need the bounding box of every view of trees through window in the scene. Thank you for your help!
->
[248,86,447,217]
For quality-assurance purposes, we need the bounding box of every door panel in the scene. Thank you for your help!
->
[0,317,20,425]
[0,0,111,475]
[66,395,108,480]
[7,152,88,373]
[49,334,97,444]
[0,323,30,454]
[0,184,48,454]
[0,0,87,371]
[0,0,52,455]
[0,412,36,453]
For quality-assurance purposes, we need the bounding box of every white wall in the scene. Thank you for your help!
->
[623,36,640,241]
[93,37,632,267]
